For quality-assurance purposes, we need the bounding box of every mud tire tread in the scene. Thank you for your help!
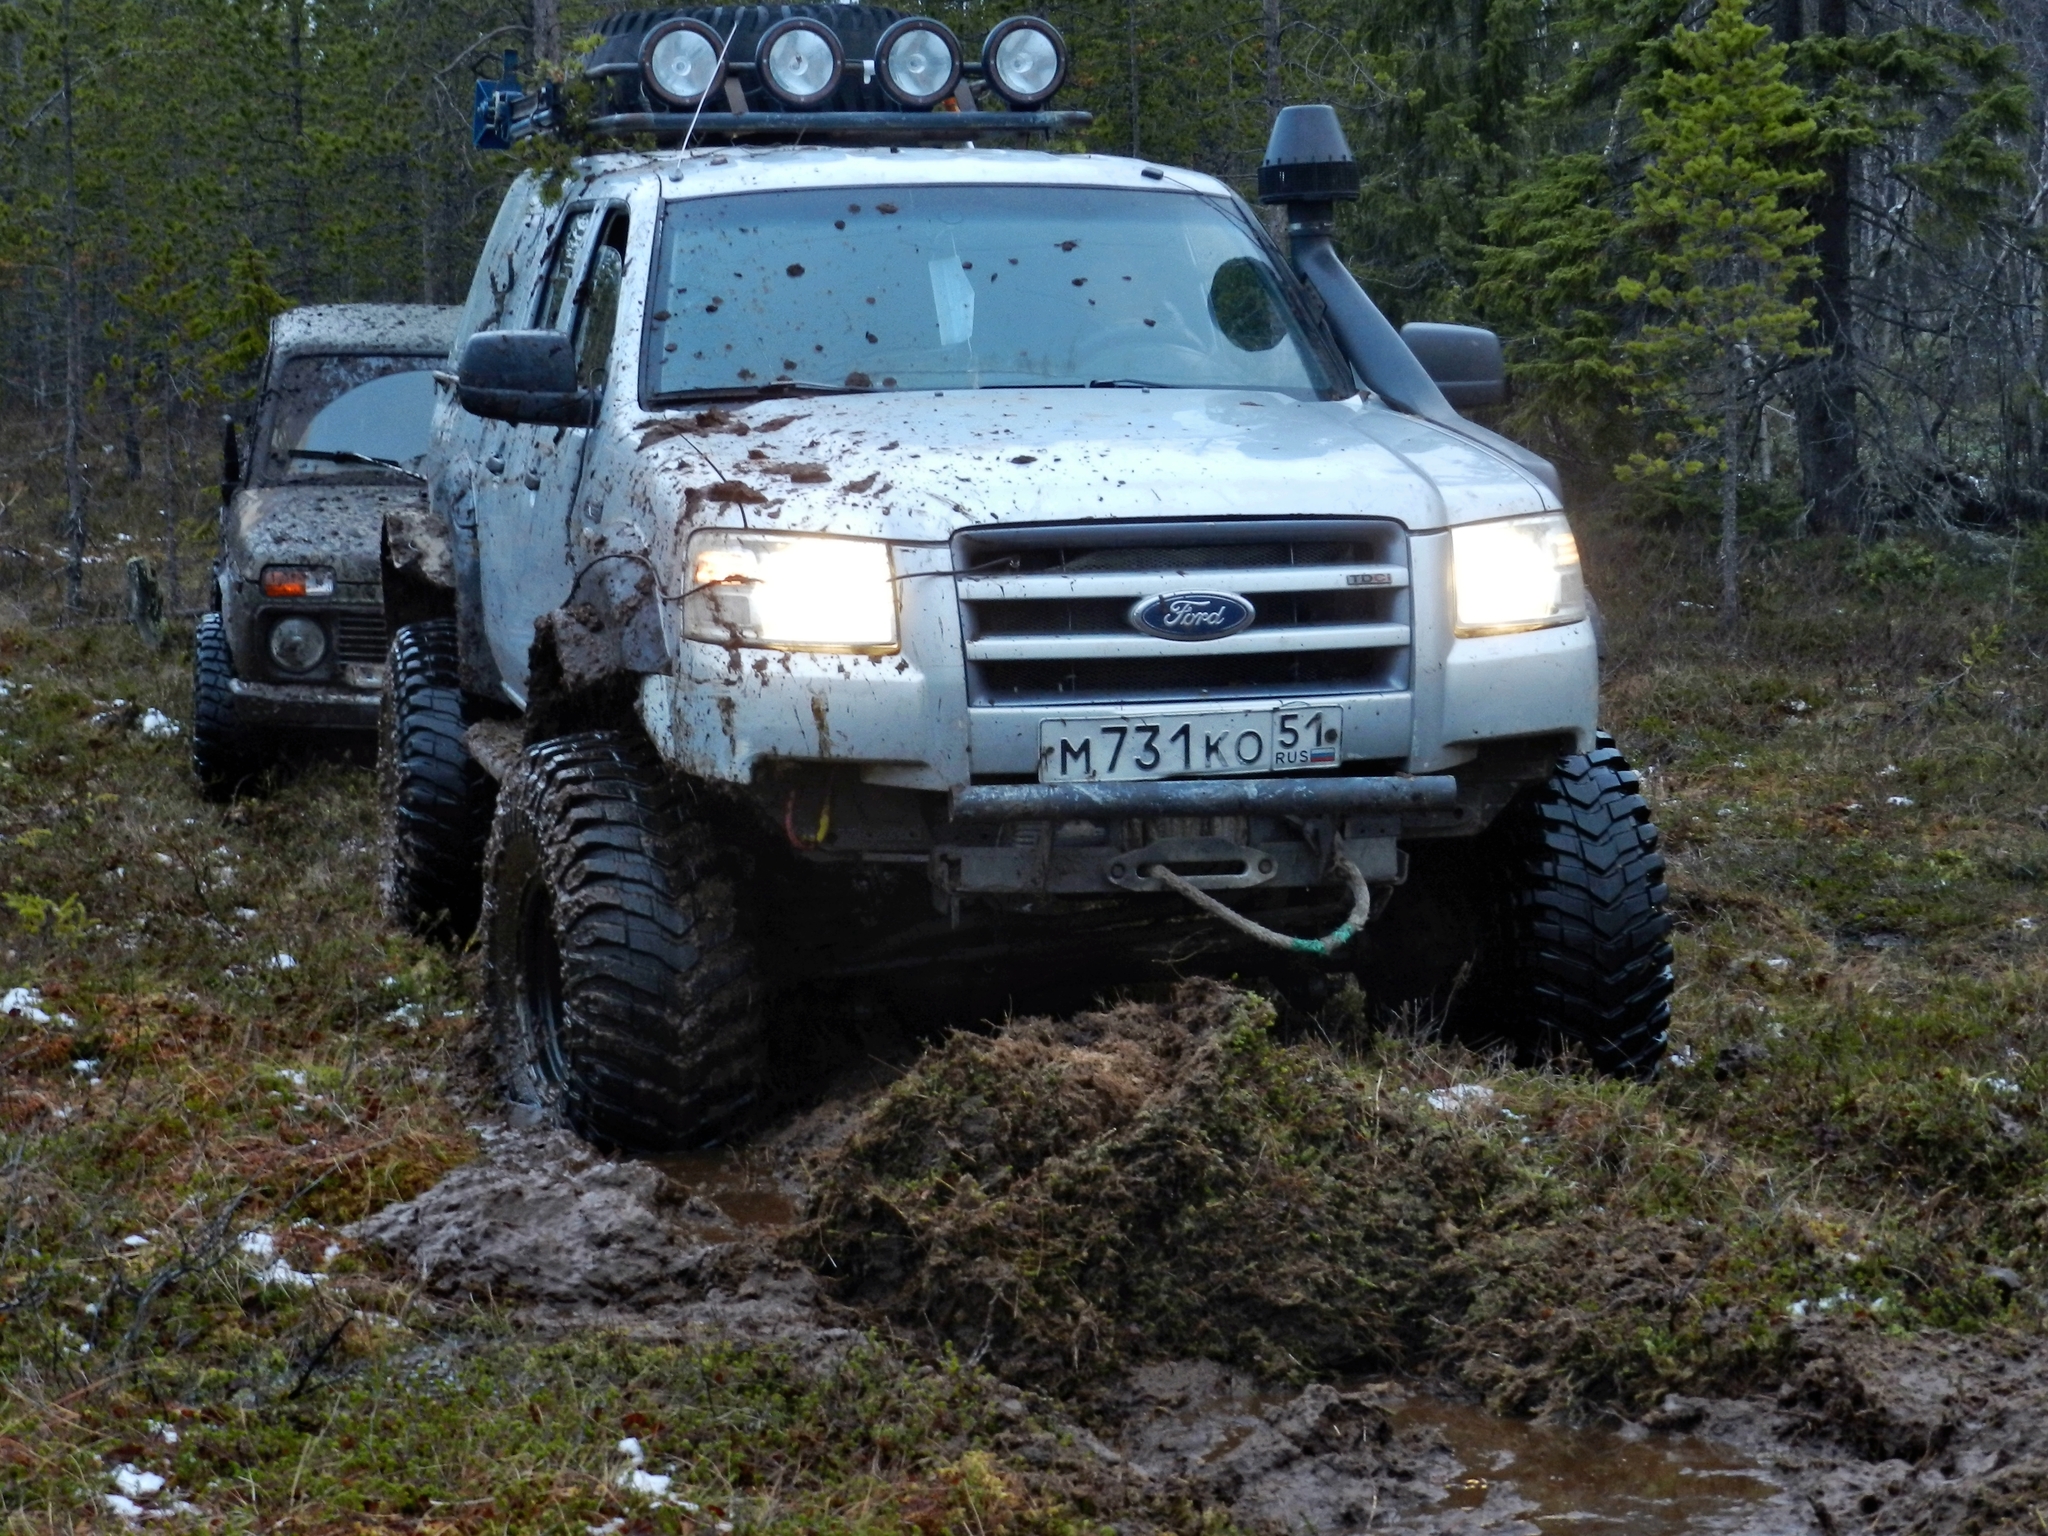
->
[1497,732,1673,1078]
[191,613,261,800]
[481,730,765,1151]
[379,619,493,938]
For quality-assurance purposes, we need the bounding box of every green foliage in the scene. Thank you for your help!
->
[1847,537,1944,593]
[1613,0,1820,483]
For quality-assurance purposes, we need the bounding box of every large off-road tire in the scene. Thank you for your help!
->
[479,731,767,1150]
[1486,733,1673,1077]
[378,619,494,939]
[191,613,262,800]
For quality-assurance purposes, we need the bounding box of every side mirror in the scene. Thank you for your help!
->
[220,415,241,506]
[456,330,598,427]
[1399,323,1506,410]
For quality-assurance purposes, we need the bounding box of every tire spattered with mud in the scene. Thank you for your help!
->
[191,612,260,799]
[1489,732,1672,1076]
[480,730,766,1150]
[379,619,494,938]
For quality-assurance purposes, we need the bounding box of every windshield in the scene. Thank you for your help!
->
[645,185,1351,400]
[261,356,439,483]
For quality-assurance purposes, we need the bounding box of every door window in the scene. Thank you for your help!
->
[573,214,630,392]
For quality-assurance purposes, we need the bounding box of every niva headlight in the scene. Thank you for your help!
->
[684,530,897,653]
[1450,512,1586,636]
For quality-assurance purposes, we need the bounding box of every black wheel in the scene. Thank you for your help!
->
[378,619,494,939]
[479,730,767,1150]
[1485,733,1673,1077]
[191,613,262,799]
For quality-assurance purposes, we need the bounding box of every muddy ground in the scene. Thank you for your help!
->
[352,985,2048,1535]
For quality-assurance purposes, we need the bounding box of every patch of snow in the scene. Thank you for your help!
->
[237,1231,276,1260]
[233,907,258,920]
[138,710,180,739]
[1764,956,1791,970]
[3,987,50,1023]
[625,1469,673,1497]
[1426,1084,1496,1113]
[113,1467,165,1499]
[103,1494,146,1521]
[1878,763,1899,777]
[254,1260,319,1288]
[1668,1046,1697,1070]
[1887,796,1914,808]
[266,953,297,971]
[122,1234,149,1248]
[73,1059,100,1074]
[2016,917,2038,932]
[277,1069,307,1089]
[147,1420,179,1444]
[617,1437,645,1464]
[386,1003,424,1029]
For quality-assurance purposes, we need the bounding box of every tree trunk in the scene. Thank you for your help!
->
[533,0,560,66]
[59,0,85,612]
[1797,0,1860,534]
[1262,0,1283,126]
[1126,0,1140,157]
[1721,396,1742,635]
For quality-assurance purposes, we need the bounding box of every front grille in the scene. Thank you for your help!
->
[333,611,391,665]
[954,519,1411,707]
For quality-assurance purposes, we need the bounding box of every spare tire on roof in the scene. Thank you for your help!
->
[589,5,910,115]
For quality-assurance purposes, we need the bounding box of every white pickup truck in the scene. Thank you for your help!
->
[382,8,1670,1148]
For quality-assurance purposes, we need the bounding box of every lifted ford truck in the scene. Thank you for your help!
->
[382,10,1671,1148]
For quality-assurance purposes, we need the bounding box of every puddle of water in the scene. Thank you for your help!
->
[644,1149,799,1230]
[1394,1396,1780,1534]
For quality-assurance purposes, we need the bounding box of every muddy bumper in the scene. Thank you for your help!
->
[227,677,381,732]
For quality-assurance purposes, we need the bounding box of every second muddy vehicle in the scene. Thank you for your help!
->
[382,11,1672,1148]
[194,304,460,797]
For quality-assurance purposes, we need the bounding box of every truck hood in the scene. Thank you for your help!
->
[226,483,426,581]
[635,386,1554,542]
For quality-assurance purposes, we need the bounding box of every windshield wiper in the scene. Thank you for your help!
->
[289,448,425,481]
[1086,379,1184,389]
[658,379,881,404]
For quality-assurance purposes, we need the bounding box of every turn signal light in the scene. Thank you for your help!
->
[262,566,334,599]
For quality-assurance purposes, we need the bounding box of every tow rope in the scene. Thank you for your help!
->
[1146,849,1372,957]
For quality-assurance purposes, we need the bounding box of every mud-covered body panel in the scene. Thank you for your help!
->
[439,149,1597,855]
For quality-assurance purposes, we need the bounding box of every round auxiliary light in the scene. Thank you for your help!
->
[875,17,961,109]
[980,17,1066,107]
[755,18,843,108]
[268,615,327,673]
[640,18,726,108]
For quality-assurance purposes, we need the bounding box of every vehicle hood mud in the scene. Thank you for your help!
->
[227,483,426,581]
[630,387,1551,543]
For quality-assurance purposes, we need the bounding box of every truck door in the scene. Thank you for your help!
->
[474,204,627,700]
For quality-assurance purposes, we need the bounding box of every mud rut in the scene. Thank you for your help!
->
[350,1001,2048,1536]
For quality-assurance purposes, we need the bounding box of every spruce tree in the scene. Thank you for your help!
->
[1614,0,1821,630]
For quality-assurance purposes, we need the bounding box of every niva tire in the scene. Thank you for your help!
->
[378,619,494,939]
[480,731,767,1151]
[191,613,262,800]
[1487,733,1673,1078]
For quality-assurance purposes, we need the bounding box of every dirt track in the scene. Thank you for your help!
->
[351,998,2048,1536]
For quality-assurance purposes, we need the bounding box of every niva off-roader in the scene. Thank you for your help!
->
[196,303,459,796]
[381,7,1671,1149]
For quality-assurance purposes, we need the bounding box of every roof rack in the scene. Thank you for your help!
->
[474,7,1092,150]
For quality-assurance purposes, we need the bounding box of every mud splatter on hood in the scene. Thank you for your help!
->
[630,387,1552,544]
[227,483,426,582]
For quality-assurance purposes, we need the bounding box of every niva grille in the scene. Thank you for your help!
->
[953,519,1411,707]
[333,611,392,666]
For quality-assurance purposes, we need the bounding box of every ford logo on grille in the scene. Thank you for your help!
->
[1129,591,1257,641]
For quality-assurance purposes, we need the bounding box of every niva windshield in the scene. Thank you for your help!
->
[645,186,1351,400]
[262,356,437,484]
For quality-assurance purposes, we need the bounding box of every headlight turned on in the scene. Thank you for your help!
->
[684,531,897,653]
[1450,512,1586,636]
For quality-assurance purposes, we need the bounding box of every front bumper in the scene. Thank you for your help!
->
[227,677,381,733]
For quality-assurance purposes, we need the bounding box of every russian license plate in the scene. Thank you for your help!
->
[1038,707,1344,783]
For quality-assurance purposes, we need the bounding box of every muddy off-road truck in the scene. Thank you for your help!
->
[379,10,1672,1149]
[193,304,460,797]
